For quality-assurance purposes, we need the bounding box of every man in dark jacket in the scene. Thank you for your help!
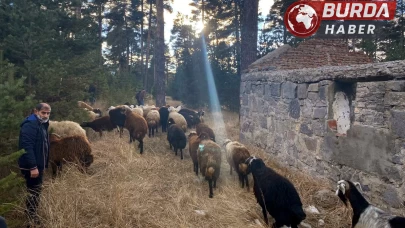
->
[18,103,51,226]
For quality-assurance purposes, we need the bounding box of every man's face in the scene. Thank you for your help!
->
[35,107,51,120]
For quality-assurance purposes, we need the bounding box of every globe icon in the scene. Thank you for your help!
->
[286,4,319,36]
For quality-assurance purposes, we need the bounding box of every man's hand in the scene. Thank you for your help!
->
[30,168,39,178]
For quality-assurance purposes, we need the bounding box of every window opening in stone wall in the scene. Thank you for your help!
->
[331,82,356,136]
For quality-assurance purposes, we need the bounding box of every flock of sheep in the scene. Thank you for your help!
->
[46,101,405,228]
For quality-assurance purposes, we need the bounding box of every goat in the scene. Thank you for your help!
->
[336,180,405,228]
[246,156,306,227]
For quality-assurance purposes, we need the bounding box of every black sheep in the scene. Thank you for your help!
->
[178,108,201,128]
[159,106,169,132]
[108,106,127,137]
[246,156,306,228]
[167,119,187,160]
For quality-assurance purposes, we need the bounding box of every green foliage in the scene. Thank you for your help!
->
[0,150,26,216]
[0,62,34,154]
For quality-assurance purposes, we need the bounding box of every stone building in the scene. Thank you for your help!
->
[240,39,405,210]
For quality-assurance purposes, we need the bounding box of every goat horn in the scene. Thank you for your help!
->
[353,182,363,192]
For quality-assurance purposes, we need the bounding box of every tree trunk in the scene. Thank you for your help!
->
[234,1,241,76]
[155,0,165,107]
[125,15,130,74]
[240,0,258,71]
[97,1,103,64]
[144,1,153,90]
[140,0,144,78]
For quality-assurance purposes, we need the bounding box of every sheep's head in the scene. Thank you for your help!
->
[49,133,62,142]
[198,110,205,117]
[245,156,265,173]
[188,131,198,138]
[106,106,116,111]
[167,118,175,127]
[223,139,232,147]
[198,132,210,141]
[81,154,94,167]
[93,108,102,116]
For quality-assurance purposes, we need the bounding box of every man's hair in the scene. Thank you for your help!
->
[35,103,51,111]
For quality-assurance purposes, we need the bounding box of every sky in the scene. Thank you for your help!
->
[164,0,275,44]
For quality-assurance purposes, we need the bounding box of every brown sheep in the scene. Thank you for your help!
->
[80,116,116,137]
[223,139,251,190]
[198,139,222,198]
[122,106,148,154]
[196,123,216,142]
[146,109,160,137]
[188,131,211,175]
[49,133,94,177]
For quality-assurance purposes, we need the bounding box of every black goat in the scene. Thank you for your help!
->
[336,180,405,228]
[246,156,306,227]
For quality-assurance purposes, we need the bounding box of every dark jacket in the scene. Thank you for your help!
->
[18,114,50,171]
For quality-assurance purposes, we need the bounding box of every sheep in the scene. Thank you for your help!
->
[118,105,148,153]
[198,139,222,198]
[146,109,160,137]
[168,112,187,132]
[132,105,143,117]
[188,131,211,175]
[78,101,103,118]
[159,106,169,132]
[142,104,156,119]
[80,116,116,137]
[108,105,127,138]
[78,101,93,110]
[49,120,87,139]
[223,139,251,190]
[196,123,216,142]
[178,107,202,128]
[336,180,405,228]
[245,156,306,227]
[167,121,187,159]
[49,133,94,177]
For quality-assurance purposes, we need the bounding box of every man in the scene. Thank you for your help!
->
[0,216,7,228]
[18,103,51,226]
[136,89,146,106]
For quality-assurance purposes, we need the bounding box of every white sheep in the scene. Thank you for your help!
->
[168,106,187,132]
[146,109,160,137]
[49,120,87,140]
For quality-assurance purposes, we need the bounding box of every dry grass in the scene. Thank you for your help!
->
[17,98,353,228]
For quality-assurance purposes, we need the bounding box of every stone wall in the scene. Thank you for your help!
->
[240,60,405,211]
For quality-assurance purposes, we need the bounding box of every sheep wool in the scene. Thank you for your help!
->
[168,112,187,132]
[196,123,215,142]
[80,116,116,137]
[198,139,222,198]
[49,133,93,177]
[49,120,87,139]
[77,101,93,110]
[188,131,211,176]
[123,107,148,154]
[146,110,160,137]
[223,139,251,190]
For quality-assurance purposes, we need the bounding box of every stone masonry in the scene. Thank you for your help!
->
[240,55,405,211]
